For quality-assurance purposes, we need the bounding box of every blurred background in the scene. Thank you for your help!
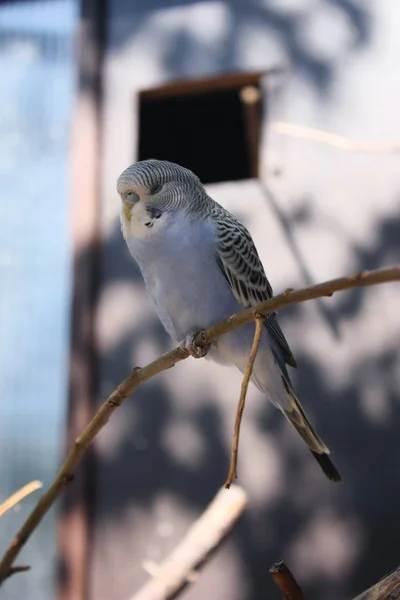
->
[1,1,400,599]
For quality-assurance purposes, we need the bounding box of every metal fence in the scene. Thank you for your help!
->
[0,1,77,598]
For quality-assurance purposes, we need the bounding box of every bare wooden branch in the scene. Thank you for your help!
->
[272,122,400,153]
[225,316,264,488]
[0,264,399,583]
[269,561,400,600]
[270,560,305,600]
[0,481,42,518]
[129,485,247,600]
[352,566,400,600]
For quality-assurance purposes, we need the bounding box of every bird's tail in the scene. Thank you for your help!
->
[281,383,341,482]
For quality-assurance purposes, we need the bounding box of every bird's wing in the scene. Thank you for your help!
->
[214,211,297,368]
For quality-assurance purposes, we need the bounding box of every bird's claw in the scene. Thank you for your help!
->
[179,333,210,359]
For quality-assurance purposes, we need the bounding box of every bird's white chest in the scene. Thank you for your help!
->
[124,215,230,341]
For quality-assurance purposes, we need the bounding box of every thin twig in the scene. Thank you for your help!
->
[225,316,264,488]
[129,485,247,600]
[0,481,42,518]
[272,121,400,153]
[0,265,399,583]
[270,560,305,600]
[7,565,30,577]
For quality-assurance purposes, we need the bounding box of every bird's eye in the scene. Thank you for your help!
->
[150,183,162,195]
[123,191,140,204]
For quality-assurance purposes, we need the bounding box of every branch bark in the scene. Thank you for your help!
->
[352,566,400,600]
[269,561,400,600]
[129,485,247,600]
[270,560,305,600]
[0,265,399,583]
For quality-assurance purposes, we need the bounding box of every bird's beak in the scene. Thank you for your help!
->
[123,201,132,222]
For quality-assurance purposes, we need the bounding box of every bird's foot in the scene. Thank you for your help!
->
[179,332,211,359]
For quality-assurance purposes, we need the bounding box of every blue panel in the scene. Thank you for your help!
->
[0,1,77,598]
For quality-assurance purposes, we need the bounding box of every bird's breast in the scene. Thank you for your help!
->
[127,217,240,342]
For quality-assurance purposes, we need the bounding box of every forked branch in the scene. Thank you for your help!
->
[0,265,399,583]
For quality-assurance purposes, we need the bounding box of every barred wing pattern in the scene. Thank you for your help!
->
[213,209,297,369]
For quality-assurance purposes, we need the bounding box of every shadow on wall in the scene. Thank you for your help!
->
[98,0,373,96]
[63,194,400,600]
[260,184,342,339]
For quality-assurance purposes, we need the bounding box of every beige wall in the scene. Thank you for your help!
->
[91,2,400,599]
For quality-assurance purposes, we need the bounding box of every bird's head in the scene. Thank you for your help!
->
[117,160,204,234]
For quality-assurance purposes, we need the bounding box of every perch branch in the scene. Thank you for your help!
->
[270,560,305,600]
[0,265,399,583]
[225,316,264,488]
[129,484,247,600]
[272,122,400,153]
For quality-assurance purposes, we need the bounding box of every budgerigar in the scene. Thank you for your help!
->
[118,159,341,482]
